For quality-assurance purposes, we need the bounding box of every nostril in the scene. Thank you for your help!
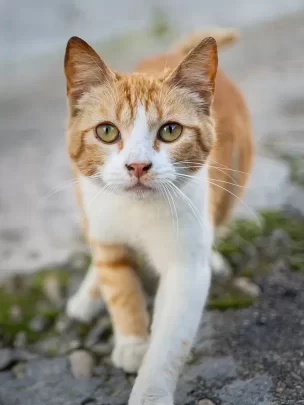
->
[125,164,134,172]
[125,162,153,178]
[143,162,152,172]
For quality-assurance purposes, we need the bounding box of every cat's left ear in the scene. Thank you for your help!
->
[165,37,218,114]
[64,36,115,103]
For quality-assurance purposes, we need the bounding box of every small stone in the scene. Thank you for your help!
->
[90,342,112,356]
[69,350,94,379]
[233,277,261,298]
[12,362,27,379]
[300,361,304,368]
[34,336,60,356]
[198,400,216,405]
[9,305,23,322]
[14,332,27,349]
[55,314,76,334]
[84,317,112,347]
[0,349,14,371]
[43,275,63,307]
[29,315,51,333]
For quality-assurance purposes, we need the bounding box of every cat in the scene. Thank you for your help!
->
[64,28,253,405]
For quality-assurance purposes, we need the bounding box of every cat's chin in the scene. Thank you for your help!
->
[124,183,156,199]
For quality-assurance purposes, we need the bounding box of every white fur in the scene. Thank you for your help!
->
[112,335,149,374]
[68,105,213,405]
[66,264,104,322]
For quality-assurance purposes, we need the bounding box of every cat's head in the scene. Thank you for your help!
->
[64,36,218,198]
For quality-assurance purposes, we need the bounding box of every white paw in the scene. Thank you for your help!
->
[112,335,149,373]
[128,390,173,405]
[66,292,104,322]
[210,251,231,278]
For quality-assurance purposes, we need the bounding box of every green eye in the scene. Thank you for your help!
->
[95,123,120,144]
[157,123,183,143]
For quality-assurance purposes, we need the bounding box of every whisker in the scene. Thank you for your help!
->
[166,180,206,230]
[174,162,239,185]
[163,182,179,239]
[208,180,261,228]
[175,173,247,188]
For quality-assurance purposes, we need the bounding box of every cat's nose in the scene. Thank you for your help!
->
[125,162,152,178]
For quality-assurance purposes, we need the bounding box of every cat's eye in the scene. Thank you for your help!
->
[95,123,120,144]
[157,123,183,143]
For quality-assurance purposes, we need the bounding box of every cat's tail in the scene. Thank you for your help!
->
[173,28,240,54]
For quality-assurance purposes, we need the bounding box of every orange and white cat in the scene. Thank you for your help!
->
[64,28,253,405]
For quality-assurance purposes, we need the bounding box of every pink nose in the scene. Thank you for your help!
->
[125,162,152,178]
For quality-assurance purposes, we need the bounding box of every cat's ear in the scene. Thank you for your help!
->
[64,36,115,102]
[165,37,218,114]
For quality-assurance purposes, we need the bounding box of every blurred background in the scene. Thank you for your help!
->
[0,2,304,403]
[0,0,304,276]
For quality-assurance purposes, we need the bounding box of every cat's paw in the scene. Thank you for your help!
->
[210,251,231,278]
[66,292,104,322]
[112,335,149,373]
[128,391,173,405]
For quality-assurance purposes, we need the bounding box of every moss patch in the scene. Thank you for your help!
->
[217,210,304,275]
[208,293,257,310]
[0,268,71,345]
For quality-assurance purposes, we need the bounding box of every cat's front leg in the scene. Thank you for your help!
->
[129,251,211,405]
[66,264,104,322]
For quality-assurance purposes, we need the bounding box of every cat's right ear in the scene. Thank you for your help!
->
[64,36,114,102]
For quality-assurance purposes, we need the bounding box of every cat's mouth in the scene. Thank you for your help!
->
[125,183,153,193]
[125,183,155,196]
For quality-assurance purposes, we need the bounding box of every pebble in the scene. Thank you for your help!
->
[43,275,63,307]
[9,305,23,322]
[12,362,27,379]
[0,349,14,371]
[14,332,27,349]
[29,315,51,333]
[90,342,112,356]
[233,277,261,298]
[55,314,76,334]
[84,317,112,347]
[197,400,216,405]
[69,350,94,379]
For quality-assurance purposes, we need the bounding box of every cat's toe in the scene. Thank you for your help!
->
[112,336,149,373]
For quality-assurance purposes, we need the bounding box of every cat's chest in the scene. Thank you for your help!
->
[81,185,173,246]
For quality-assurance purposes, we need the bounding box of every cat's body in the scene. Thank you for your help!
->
[64,29,253,405]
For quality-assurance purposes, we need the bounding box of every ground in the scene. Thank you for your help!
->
[0,8,304,405]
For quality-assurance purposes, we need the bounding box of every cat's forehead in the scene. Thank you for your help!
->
[83,73,195,129]
[114,74,163,123]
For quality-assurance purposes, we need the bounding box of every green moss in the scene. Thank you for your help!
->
[0,269,71,344]
[208,292,257,310]
[31,268,71,289]
[233,218,262,241]
[217,240,239,256]
[77,322,91,338]
[239,268,255,278]
[0,286,43,344]
[289,255,304,272]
